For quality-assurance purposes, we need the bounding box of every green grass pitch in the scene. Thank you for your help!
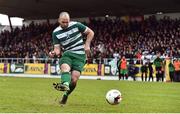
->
[0,76,180,113]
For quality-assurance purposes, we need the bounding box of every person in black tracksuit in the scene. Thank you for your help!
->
[117,58,121,80]
[141,62,148,81]
[148,62,154,82]
[128,63,136,81]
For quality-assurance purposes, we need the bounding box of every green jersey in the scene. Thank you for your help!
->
[154,57,163,67]
[52,21,87,54]
[169,62,175,72]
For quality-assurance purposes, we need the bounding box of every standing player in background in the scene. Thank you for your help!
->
[49,12,94,105]
[119,56,128,80]
[153,53,163,82]
[148,60,154,82]
[141,62,148,81]
[168,59,175,82]
[117,57,121,80]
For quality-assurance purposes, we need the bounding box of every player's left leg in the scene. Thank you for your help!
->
[125,69,128,80]
[145,72,147,81]
[118,68,121,80]
[60,70,80,104]
[141,72,144,81]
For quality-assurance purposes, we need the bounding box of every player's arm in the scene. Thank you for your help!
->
[77,22,94,47]
[84,27,94,53]
[77,22,94,57]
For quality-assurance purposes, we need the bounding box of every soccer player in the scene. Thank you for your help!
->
[153,53,163,82]
[49,12,94,105]
[119,56,128,80]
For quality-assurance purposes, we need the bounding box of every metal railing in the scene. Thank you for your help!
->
[0,57,178,64]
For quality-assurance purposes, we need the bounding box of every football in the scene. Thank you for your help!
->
[106,89,122,105]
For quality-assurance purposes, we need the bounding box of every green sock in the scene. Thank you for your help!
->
[61,72,71,84]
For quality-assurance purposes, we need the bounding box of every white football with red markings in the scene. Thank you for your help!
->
[106,89,122,105]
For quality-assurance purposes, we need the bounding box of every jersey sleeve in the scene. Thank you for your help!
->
[76,22,87,33]
[52,32,60,45]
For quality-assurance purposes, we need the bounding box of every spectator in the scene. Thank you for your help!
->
[153,53,163,82]
[148,61,154,82]
[141,62,148,81]
[169,60,175,82]
[0,16,180,66]
[174,59,180,82]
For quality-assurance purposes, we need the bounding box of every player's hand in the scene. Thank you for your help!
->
[49,51,55,58]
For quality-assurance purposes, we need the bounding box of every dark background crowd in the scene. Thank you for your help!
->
[0,16,180,61]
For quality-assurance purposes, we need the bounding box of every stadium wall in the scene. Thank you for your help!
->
[23,16,119,26]
[23,17,90,26]
[144,12,180,20]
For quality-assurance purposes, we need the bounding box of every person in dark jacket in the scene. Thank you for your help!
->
[148,61,154,82]
[141,62,148,81]
[169,60,175,82]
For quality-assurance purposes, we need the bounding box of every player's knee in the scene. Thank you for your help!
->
[61,64,71,72]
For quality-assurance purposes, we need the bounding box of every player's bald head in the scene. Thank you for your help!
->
[58,12,70,29]
[59,12,70,20]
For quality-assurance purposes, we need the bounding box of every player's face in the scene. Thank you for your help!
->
[157,53,160,57]
[59,17,69,29]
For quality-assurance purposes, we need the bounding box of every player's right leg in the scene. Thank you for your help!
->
[141,73,144,81]
[59,53,85,105]
[118,69,121,80]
